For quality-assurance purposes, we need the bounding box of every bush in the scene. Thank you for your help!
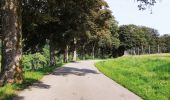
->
[23,52,48,70]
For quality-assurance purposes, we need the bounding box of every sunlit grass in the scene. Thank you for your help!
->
[0,62,63,100]
[96,53,170,100]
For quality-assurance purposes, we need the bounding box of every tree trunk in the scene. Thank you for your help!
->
[31,60,35,71]
[101,48,104,58]
[149,45,151,54]
[49,39,56,66]
[133,48,136,55]
[73,37,77,62]
[97,48,101,58]
[64,45,69,63]
[130,49,133,55]
[82,44,85,60]
[92,44,95,59]
[158,45,160,54]
[141,45,144,55]
[0,0,23,85]
[137,47,140,55]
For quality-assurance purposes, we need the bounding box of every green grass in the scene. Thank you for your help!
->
[0,62,63,100]
[96,54,170,100]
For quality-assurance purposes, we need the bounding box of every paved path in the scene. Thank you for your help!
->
[14,60,141,100]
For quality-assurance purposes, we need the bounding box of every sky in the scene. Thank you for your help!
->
[105,0,170,35]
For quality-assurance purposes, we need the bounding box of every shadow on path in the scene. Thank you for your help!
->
[52,67,99,76]
[31,81,51,89]
[13,82,51,100]
[13,96,24,100]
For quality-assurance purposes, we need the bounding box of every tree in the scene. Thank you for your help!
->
[159,34,170,53]
[0,0,23,85]
[116,24,160,56]
[139,26,159,54]
[136,0,157,10]
[22,0,59,66]
[118,25,139,50]
[0,0,161,87]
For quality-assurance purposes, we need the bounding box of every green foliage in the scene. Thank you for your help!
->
[96,54,170,100]
[42,45,50,61]
[115,24,161,57]
[0,44,63,99]
[0,0,164,98]
[23,53,47,70]
[22,54,33,69]
[34,52,47,64]
[136,0,157,10]
[159,34,170,53]
[22,45,52,70]
[84,54,94,60]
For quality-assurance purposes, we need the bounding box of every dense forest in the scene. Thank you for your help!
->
[0,0,169,86]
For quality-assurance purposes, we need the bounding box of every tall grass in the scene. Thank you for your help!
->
[96,54,170,100]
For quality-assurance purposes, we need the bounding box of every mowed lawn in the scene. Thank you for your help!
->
[96,54,170,100]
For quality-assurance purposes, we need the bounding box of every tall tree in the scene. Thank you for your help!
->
[159,34,170,53]
[0,0,23,85]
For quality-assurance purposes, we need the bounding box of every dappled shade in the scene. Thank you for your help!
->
[52,67,99,76]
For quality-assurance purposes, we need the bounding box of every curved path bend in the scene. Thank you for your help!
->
[14,60,141,100]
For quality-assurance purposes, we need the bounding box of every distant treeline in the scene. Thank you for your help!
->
[112,25,170,57]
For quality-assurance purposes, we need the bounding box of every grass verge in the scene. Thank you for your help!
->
[0,62,63,100]
[96,54,170,100]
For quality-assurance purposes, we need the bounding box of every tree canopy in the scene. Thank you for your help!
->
[0,0,166,86]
